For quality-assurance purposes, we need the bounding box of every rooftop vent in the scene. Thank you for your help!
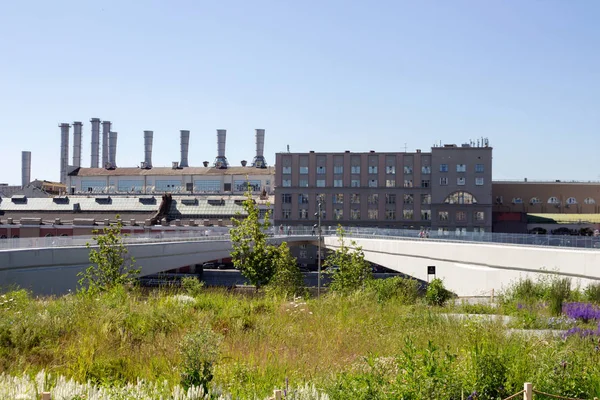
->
[11,195,27,203]
[138,196,156,204]
[95,196,111,204]
[203,161,209,167]
[181,198,198,206]
[241,160,247,167]
[53,197,69,204]
[207,198,225,206]
[172,161,179,169]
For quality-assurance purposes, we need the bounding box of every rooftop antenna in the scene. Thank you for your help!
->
[286,144,290,153]
[403,143,407,152]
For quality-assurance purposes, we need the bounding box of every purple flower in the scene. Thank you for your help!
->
[563,302,600,322]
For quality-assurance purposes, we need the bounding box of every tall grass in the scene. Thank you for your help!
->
[2,279,600,399]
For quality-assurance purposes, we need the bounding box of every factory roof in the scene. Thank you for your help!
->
[70,166,275,177]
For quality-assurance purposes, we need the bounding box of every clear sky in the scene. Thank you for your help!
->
[1,0,599,185]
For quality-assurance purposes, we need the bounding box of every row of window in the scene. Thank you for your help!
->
[80,179,271,193]
[510,197,596,205]
[282,208,485,222]
[281,191,478,206]
[281,164,485,175]
[282,177,485,188]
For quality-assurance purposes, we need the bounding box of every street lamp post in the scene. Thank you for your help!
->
[314,196,323,297]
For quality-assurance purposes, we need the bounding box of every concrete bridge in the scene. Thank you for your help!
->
[1,228,599,296]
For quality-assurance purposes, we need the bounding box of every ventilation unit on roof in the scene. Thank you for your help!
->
[181,198,198,206]
[53,197,69,204]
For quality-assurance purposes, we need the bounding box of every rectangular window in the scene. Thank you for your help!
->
[351,165,361,174]
[282,209,291,219]
[421,210,431,221]
[403,194,414,204]
[385,193,396,204]
[456,211,466,222]
[456,164,466,172]
[368,209,379,219]
[298,194,309,204]
[368,194,378,205]
[299,209,308,219]
[351,194,360,204]
[403,166,413,174]
[351,179,360,187]
[439,177,448,186]
[299,179,309,187]
[404,179,413,188]
[282,179,291,187]
[475,177,484,186]
[475,164,484,173]
[118,179,144,192]
[156,180,182,191]
[421,180,430,188]
[421,194,431,204]
[457,177,466,186]
[282,166,292,174]
[386,165,396,174]
[386,179,395,187]
[299,250,308,258]
[438,211,449,221]
[369,179,377,188]
[333,194,344,204]
[316,179,325,187]
[403,209,414,219]
[317,166,326,174]
[281,194,292,203]
[81,179,106,192]
[385,210,396,220]
[475,211,485,221]
[194,180,221,192]
[350,209,361,220]
[334,165,343,174]
[315,193,325,204]
[334,179,343,187]
[334,209,343,220]
[299,166,308,174]
[421,166,431,174]
[440,164,448,172]
[234,180,261,192]
[368,165,378,174]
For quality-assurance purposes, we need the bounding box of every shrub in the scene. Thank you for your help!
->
[426,278,451,306]
[548,277,571,316]
[181,276,204,297]
[585,283,600,304]
[179,326,222,392]
[365,277,420,304]
[266,244,306,298]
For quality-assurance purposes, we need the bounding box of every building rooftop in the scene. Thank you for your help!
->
[69,166,275,177]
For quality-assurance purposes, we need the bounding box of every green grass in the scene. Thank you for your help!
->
[2,278,600,399]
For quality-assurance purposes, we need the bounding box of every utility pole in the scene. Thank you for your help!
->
[314,195,323,297]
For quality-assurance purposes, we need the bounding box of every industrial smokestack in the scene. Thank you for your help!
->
[59,123,70,184]
[109,131,118,168]
[90,118,101,168]
[21,151,31,188]
[180,130,190,168]
[214,129,228,169]
[252,129,267,168]
[72,121,82,167]
[101,120,111,168]
[144,131,153,168]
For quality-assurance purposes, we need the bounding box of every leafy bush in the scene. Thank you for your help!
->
[266,244,306,298]
[365,277,420,304]
[181,276,204,297]
[179,327,222,392]
[548,277,571,316]
[325,226,372,294]
[585,283,600,304]
[426,278,451,306]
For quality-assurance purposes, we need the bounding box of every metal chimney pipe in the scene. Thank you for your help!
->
[144,130,153,168]
[252,129,267,168]
[72,121,82,167]
[21,151,31,188]
[109,131,118,168]
[90,118,101,168]
[101,120,111,168]
[180,130,190,167]
[214,129,228,168]
[59,123,70,184]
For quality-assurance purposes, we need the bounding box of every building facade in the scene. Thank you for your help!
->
[274,143,492,234]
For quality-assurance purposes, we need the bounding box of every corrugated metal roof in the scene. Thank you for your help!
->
[70,166,275,177]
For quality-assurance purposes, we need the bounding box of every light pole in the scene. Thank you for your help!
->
[314,195,323,297]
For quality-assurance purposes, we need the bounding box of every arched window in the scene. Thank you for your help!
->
[12,235,19,239]
[60,234,69,237]
[547,197,560,204]
[530,197,541,205]
[45,233,54,237]
[584,197,596,204]
[444,191,478,205]
[512,197,523,204]
[566,197,577,205]
[0,235,7,239]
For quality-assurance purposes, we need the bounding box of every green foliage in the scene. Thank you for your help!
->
[365,276,420,304]
[470,344,508,399]
[181,276,205,296]
[584,282,600,303]
[325,225,372,293]
[230,188,277,289]
[78,216,140,293]
[548,277,571,316]
[179,326,222,392]
[425,278,451,306]
[266,243,305,298]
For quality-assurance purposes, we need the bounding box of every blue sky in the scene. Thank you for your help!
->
[1,0,599,185]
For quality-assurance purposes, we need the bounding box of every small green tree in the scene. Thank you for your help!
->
[78,216,140,293]
[230,187,277,289]
[179,327,222,392]
[425,278,452,306]
[267,243,305,298]
[325,225,372,293]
